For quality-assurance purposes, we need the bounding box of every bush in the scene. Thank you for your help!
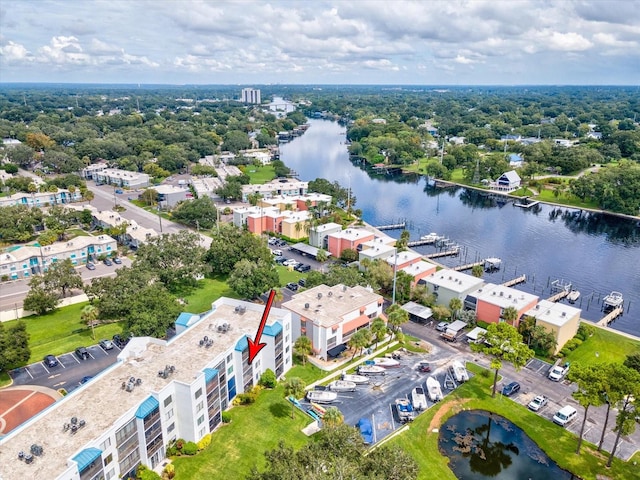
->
[162,463,175,479]
[182,441,198,456]
[576,323,595,341]
[136,464,161,480]
[197,433,212,451]
[221,411,232,423]
[480,368,491,378]
[259,369,277,388]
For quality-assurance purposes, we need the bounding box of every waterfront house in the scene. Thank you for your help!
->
[493,170,521,192]
[469,283,539,327]
[524,300,581,354]
[508,153,524,168]
[419,269,485,309]
[282,284,384,361]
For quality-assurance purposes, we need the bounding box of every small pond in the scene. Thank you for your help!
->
[439,410,576,479]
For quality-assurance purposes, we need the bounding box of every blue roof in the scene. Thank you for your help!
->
[263,321,282,337]
[204,368,219,383]
[508,153,523,161]
[235,335,249,352]
[175,312,196,327]
[73,447,102,472]
[135,396,159,419]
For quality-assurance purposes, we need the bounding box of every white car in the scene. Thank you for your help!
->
[283,259,299,267]
[528,395,548,411]
[272,249,283,256]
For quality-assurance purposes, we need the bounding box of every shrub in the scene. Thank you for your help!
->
[197,433,212,451]
[479,368,491,378]
[136,464,161,480]
[162,464,175,479]
[576,323,595,341]
[182,441,198,456]
[259,369,277,388]
[221,411,232,423]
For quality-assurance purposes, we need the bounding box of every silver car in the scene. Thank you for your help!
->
[528,395,548,411]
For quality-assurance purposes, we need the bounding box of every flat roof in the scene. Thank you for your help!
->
[400,301,433,320]
[289,243,325,257]
[474,283,539,310]
[400,260,437,277]
[328,228,374,242]
[423,269,485,293]
[282,284,381,329]
[386,250,423,266]
[312,222,342,233]
[0,298,289,479]
[524,299,581,327]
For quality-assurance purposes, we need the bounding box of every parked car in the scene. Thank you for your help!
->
[298,278,306,287]
[553,405,578,427]
[417,361,431,373]
[115,188,124,194]
[435,321,449,332]
[80,376,94,385]
[75,347,90,360]
[548,362,570,381]
[275,256,287,265]
[528,395,548,412]
[99,339,115,350]
[295,263,311,272]
[112,257,122,264]
[43,354,59,368]
[501,381,521,397]
[286,282,299,292]
[283,259,299,267]
[86,262,96,270]
[112,334,130,349]
[103,258,113,266]
[357,418,374,445]
[272,249,283,256]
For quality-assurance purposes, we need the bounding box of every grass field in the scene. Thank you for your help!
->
[565,326,640,365]
[178,276,240,314]
[243,165,276,184]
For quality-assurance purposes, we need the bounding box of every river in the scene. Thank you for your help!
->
[279,119,640,336]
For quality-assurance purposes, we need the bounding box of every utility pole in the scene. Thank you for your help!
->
[392,247,398,305]
[157,204,163,233]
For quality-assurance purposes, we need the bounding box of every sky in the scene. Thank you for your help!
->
[1,0,639,85]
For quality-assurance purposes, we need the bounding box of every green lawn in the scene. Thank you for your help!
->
[0,371,11,387]
[276,265,306,286]
[177,276,240,314]
[244,165,276,184]
[536,188,600,209]
[565,327,640,365]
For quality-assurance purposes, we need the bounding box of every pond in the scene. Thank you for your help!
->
[438,410,575,479]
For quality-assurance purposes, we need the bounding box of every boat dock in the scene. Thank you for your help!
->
[514,200,540,209]
[597,307,624,326]
[502,274,527,287]
[424,248,460,259]
[375,222,406,231]
[547,289,570,302]
[453,261,484,272]
[408,238,439,247]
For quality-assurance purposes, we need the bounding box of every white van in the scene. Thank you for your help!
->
[553,406,577,427]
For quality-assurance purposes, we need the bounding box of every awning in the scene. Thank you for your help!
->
[342,314,371,333]
[135,396,159,419]
[72,447,102,472]
[327,344,347,358]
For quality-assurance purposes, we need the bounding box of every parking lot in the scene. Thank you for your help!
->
[10,343,121,394]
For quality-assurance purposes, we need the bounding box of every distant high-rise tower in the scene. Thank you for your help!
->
[241,88,261,104]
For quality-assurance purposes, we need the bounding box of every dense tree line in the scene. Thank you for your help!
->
[0,321,30,371]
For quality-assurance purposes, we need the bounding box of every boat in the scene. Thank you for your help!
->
[306,390,338,404]
[603,291,624,309]
[451,360,469,383]
[426,377,443,402]
[357,365,386,376]
[341,374,370,384]
[411,386,428,411]
[327,380,357,392]
[484,257,502,271]
[373,357,400,368]
[420,232,439,243]
[567,290,581,303]
[395,398,415,423]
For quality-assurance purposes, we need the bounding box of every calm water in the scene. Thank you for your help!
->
[439,410,575,479]
[279,119,640,336]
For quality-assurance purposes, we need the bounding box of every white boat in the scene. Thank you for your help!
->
[395,398,415,422]
[411,386,428,411]
[357,365,386,376]
[603,291,624,309]
[373,357,400,368]
[484,257,502,271]
[306,390,338,404]
[451,360,469,383]
[420,232,439,243]
[327,380,357,392]
[426,377,443,402]
[341,374,370,384]
[567,290,581,303]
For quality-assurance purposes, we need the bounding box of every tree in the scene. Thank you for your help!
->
[431,305,452,322]
[370,318,387,348]
[229,259,279,299]
[386,304,408,332]
[44,258,83,298]
[23,276,59,315]
[471,323,535,397]
[502,306,519,326]
[81,304,100,340]
[126,284,182,337]
[567,364,606,454]
[323,406,344,429]
[365,445,419,480]
[449,297,462,320]
[339,248,358,263]
[0,321,31,371]
[606,366,640,467]
[472,264,484,278]
[84,267,153,320]
[348,329,370,360]
[623,352,640,374]
[5,144,36,167]
[283,377,306,419]
[293,336,312,365]
[140,188,159,206]
[365,259,393,292]
[206,224,273,276]
[171,197,218,230]
[316,249,328,263]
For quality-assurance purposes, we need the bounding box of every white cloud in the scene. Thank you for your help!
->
[546,32,593,51]
[0,40,31,62]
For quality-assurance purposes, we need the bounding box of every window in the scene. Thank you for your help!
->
[196,401,204,413]
[100,438,111,451]
[166,408,174,420]
[226,353,233,363]
[103,453,113,466]
[115,419,136,444]
[167,423,175,433]
[227,365,233,375]
[163,396,172,407]
[105,468,115,480]
[285,335,289,343]
[285,345,290,353]
[197,415,205,426]
[200,428,206,438]
[195,388,202,399]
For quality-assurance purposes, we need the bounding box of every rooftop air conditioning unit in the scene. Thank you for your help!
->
[317,293,323,299]
[499,291,504,296]
[304,303,310,309]
[328,291,333,297]
[562,312,567,317]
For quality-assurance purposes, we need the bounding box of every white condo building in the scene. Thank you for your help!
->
[241,88,261,104]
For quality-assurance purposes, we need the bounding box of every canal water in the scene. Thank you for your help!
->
[279,119,640,336]
[438,410,575,479]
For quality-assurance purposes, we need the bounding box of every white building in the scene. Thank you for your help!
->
[241,88,261,104]
[0,188,82,208]
[0,297,293,479]
[419,269,485,309]
[154,185,191,208]
[241,178,309,202]
[92,168,150,189]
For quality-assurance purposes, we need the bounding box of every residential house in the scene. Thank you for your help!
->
[523,300,581,354]
[468,283,539,327]
[493,170,521,191]
[508,153,524,168]
[282,284,384,360]
[419,269,485,309]
[0,188,82,207]
[0,297,292,480]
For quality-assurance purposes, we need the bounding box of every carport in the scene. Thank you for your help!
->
[289,243,326,259]
[400,301,433,324]
[327,344,347,359]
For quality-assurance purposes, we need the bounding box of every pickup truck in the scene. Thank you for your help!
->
[548,362,570,381]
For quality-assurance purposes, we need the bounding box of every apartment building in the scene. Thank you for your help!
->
[241,88,261,104]
[0,297,293,480]
[326,228,375,259]
[0,188,82,207]
[92,168,150,189]
[524,300,581,354]
[467,283,539,327]
[419,269,485,309]
[241,178,309,202]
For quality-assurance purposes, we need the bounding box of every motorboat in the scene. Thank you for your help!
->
[420,232,439,243]
[567,290,581,303]
[411,386,428,411]
[327,380,357,392]
[373,357,400,368]
[357,365,386,376]
[341,373,370,384]
[603,291,624,309]
[306,390,338,404]
[451,360,469,383]
[395,398,415,423]
[484,257,502,271]
[426,377,443,402]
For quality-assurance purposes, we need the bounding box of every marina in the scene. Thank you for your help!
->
[375,222,406,231]
[567,290,581,303]
[598,307,624,326]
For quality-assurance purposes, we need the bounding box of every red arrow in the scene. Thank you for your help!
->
[247,290,276,364]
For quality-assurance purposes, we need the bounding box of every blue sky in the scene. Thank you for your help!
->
[1,0,639,85]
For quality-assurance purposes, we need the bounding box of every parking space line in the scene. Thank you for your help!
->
[41,363,50,375]
[71,354,80,364]
[89,352,95,359]
[59,358,66,368]
[25,367,34,379]
[389,404,396,431]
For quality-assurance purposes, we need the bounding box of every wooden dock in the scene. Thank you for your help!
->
[502,274,527,287]
[514,200,540,209]
[424,248,460,259]
[597,307,624,326]
[408,238,438,247]
[453,261,484,272]
[547,289,569,302]
[376,222,406,231]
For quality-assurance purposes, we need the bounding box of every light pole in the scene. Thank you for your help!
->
[391,247,398,305]
[157,204,163,233]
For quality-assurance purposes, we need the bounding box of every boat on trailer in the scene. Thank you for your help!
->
[451,360,469,383]
[341,373,370,384]
[327,380,357,392]
[373,357,401,368]
[427,377,443,402]
[357,365,386,376]
[306,390,338,404]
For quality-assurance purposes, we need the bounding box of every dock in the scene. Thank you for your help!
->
[424,248,460,259]
[453,261,484,272]
[502,274,527,287]
[547,289,570,302]
[375,222,406,231]
[514,200,540,209]
[408,238,439,247]
[597,307,624,326]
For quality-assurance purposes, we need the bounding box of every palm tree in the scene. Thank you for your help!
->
[81,304,99,340]
[386,304,409,332]
[323,406,344,429]
[370,318,387,348]
[294,336,312,365]
[283,377,306,419]
[348,330,369,360]
[472,264,484,278]
[502,306,519,326]
[449,298,462,321]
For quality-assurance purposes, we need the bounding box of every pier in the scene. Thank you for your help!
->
[424,248,460,259]
[547,290,570,302]
[502,274,527,287]
[453,261,484,272]
[597,307,624,326]
[514,200,540,209]
[408,238,438,247]
[375,222,406,231]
